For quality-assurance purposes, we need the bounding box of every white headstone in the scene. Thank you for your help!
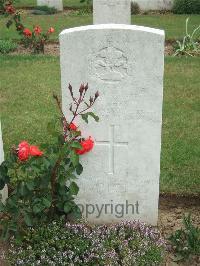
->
[60,24,164,225]
[0,121,8,204]
[37,0,63,11]
[136,0,173,11]
[93,0,131,25]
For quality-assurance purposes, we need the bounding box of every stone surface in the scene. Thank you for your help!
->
[0,121,8,204]
[93,0,131,25]
[37,0,63,11]
[60,24,165,225]
[135,0,173,11]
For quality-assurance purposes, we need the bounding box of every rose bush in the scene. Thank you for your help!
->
[0,83,99,240]
[20,25,55,53]
[5,6,55,53]
[0,0,15,15]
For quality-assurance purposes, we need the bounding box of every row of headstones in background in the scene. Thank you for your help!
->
[0,121,8,204]
[37,0,63,11]
[60,0,165,225]
[37,0,172,14]
[135,0,173,11]
[37,0,130,22]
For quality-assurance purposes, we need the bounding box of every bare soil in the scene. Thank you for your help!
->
[9,42,175,56]
[159,195,200,266]
[0,194,199,266]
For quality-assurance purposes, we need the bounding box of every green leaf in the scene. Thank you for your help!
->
[70,205,82,219]
[64,202,72,213]
[58,175,67,186]
[71,142,82,149]
[23,212,33,227]
[81,112,99,124]
[88,112,100,122]
[42,197,51,208]
[69,182,79,196]
[19,183,28,196]
[0,201,5,212]
[0,180,5,190]
[70,150,79,167]
[76,163,83,175]
[33,203,44,214]
[58,185,68,196]
[26,180,35,191]
[0,162,9,188]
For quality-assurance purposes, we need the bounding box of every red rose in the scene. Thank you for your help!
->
[18,141,30,161]
[76,137,94,155]
[69,123,77,131]
[18,141,43,161]
[34,26,42,35]
[48,27,54,34]
[5,5,15,14]
[29,145,43,157]
[18,141,29,150]
[23,28,32,37]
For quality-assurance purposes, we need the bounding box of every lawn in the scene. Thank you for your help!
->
[0,13,200,40]
[15,0,88,8]
[0,55,199,195]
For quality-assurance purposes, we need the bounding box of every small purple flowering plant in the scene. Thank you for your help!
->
[8,219,166,265]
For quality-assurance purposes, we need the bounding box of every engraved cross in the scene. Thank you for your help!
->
[96,125,128,175]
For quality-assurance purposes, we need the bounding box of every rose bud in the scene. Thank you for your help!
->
[69,123,78,131]
[79,84,85,95]
[68,83,73,98]
[34,26,42,35]
[84,83,88,92]
[89,96,93,104]
[95,91,99,99]
[48,27,54,34]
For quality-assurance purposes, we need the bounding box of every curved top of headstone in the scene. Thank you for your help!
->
[60,24,165,37]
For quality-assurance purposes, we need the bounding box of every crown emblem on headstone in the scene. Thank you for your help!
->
[90,46,128,83]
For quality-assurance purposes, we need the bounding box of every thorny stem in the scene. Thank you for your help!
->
[54,83,99,139]
[76,101,96,116]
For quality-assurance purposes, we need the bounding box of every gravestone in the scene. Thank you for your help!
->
[60,24,165,225]
[93,0,131,24]
[0,121,8,204]
[37,0,63,11]
[136,0,173,11]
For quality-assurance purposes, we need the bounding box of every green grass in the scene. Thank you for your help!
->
[0,55,199,194]
[161,57,200,194]
[15,0,88,8]
[0,13,200,40]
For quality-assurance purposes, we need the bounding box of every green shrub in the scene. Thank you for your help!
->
[0,39,17,54]
[8,219,166,265]
[173,17,200,56]
[0,85,99,240]
[169,214,200,261]
[131,1,140,15]
[173,0,200,14]
[33,5,58,15]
